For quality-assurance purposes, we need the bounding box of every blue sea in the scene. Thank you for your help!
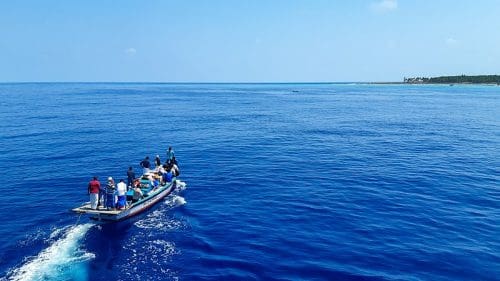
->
[0,83,498,281]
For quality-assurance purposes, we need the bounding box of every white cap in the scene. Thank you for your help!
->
[108,177,113,180]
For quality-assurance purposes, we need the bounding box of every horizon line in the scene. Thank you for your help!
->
[0,81,401,84]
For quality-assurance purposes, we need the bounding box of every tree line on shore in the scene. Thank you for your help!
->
[404,75,500,84]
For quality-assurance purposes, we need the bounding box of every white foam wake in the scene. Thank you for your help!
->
[175,180,187,191]
[134,209,186,231]
[172,195,186,206]
[8,223,95,281]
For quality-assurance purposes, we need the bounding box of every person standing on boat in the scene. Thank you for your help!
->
[140,156,151,174]
[105,177,116,210]
[116,179,127,210]
[167,146,175,162]
[127,166,135,188]
[154,155,162,170]
[88,176,101,210]
[171,156,178,166]
[98,179,106,208]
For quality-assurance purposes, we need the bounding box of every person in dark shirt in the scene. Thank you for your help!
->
[154,155,161,169]
[127,167,135,188]
[171,163,180,176]
[140,156,151,174]
[105,177,116,210]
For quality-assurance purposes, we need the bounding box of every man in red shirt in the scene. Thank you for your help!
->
[88,176,101,210]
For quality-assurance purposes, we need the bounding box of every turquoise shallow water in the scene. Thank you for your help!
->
[0,83,499,280]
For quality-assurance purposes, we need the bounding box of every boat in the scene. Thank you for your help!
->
[72,175,180,222]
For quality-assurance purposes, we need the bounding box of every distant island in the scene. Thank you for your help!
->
[403,75,500,84]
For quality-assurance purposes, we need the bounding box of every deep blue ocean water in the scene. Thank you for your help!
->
[0,83,498,281]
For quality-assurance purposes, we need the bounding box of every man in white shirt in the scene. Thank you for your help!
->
[116,179,128,209]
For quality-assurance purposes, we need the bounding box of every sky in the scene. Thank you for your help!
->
[0,0,499,82]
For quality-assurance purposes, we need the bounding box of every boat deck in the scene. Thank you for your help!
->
[72,204,126,215]
[71,178,181,221]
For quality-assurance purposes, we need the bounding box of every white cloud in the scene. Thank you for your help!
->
[124,48,137,55]
[371,0,398,13]
[445,37,458,46]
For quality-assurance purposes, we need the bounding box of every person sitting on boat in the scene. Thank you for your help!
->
[171,163,180,177]
[157,164,166,174]
[140,175,152,189]
[116,179,127,210]
[88,176,101,210]
[162,169,173,184]
[149,172,160,189]
[105,177,116,210]
[132,178,140,188]
[132,186,143,203]
[167,146,175,161]
[127,166,135,188]
[155,170,162,180]
[140,156,151,174]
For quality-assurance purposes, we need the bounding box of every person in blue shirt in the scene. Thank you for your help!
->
[162,170,173,184]
[166,146,175,161]
[153,179,160,188]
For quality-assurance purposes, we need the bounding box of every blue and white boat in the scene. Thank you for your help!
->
[72,177,181,222]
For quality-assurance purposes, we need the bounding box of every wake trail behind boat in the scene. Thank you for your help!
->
[175,180,187,191]
[6,223,95,281]
[172,195,187,207]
